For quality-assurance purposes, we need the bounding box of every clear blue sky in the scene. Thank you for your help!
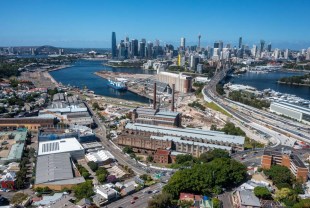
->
[1,0,310,49]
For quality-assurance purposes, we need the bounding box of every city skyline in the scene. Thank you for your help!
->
[1,0,310,49]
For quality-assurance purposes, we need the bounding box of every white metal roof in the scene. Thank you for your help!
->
[38,137,84,156]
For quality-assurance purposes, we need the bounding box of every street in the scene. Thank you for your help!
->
[105,183,163,208]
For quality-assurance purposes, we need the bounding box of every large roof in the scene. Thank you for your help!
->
[38,137,84,156]
[271,102,310,115]
[151,135,232,151]
[85,150,115,163]
[126,123,244,145]
[35,153,74,184]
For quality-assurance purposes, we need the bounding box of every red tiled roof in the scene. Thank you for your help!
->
[179,192,195,201]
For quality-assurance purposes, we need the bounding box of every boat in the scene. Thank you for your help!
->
[107,79,127,90]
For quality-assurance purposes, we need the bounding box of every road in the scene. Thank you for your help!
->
[203,64,310,147]
[105,183,163,208]
[85,102,147,175]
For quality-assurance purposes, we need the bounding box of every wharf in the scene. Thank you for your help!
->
[94,71,154,100]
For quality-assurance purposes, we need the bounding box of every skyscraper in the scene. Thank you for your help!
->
[238,37,242,49]
[180,37,186,49]
[131,39,139,57]
[197,34,201,51]
[214,41,219,48]
[111,32,117,58]
[260,40,265,56]
[139,40,146,58]
[267,43,272,52]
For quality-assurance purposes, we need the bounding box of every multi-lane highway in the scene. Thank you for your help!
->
[203,64,310,147]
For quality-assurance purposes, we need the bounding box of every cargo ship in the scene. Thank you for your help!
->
[107,78,127,90]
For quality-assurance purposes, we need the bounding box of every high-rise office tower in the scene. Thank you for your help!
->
[219,41,223,51]
[198,34,201,50]
[284,49,289,60]
[214,41,219,48]
[260,40,265,56]
[180,37,186,49]
[251,45,257,57]
[111,32,117,58]
[238,37,242,49]
[147,42,153,59]
[139,40,146,58]
[131,39,139,57]
[267,43,272,52]
[306,48,310,60]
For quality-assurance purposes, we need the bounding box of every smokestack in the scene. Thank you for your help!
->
[171,84,175,112]
[153,82,157,109]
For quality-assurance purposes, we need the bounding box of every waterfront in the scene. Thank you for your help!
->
[228,71,310,100]
[49,60,154,103]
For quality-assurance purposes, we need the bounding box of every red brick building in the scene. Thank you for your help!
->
[153,149,171,164]
[261,150,309,183]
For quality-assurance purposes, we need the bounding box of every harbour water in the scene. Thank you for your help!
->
[228,71,310,100]
[49,60,154,103]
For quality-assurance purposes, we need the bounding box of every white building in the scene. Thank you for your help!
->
[95,185,118,200]
[38,137,85,160]
[270,102,310,125]
[85,150,115,165]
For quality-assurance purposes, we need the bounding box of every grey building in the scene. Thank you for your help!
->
[35,153,85,190]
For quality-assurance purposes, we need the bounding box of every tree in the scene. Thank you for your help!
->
[275,188,298,207]
[92,102,99,110]
[264,165,293,188]
[82,172,90,179]
[87,161,98,172]
[175,154,196,165]
[96,167,108,176]
[11,193,28,205]
[293,199,310,208]
[97,174,107,184]
[122,146,133,154]
[163,158,247,198]
[148,192,174,208]
[199,149,230,163]
[73,180,94,200]
[212,198,222,208]
[254,186,271,199]
[147,155,154,162]
[210,124,217,131]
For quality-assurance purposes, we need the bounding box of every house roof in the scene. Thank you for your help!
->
[239,190,261,207]
[179,193,195,201]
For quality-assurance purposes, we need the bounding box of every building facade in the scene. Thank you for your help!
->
[261,150,309,183]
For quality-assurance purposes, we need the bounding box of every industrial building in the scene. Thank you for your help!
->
[157,72,192,93]
[132,107,181,127]
[0,129,27,164]
[38,137,85,160]
[38,125,96,143]
[261,149,308,183]
[85,150,115,165]
[270,102,310,124]
[34,153,85,190]
[0,118,54,132]
[116,123,244,156]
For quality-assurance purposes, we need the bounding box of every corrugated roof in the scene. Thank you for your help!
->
[126,123,244,145]
[35,153,74,184]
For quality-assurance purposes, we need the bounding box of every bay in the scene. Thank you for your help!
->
[228,71,310,100]
[49,59,154,103]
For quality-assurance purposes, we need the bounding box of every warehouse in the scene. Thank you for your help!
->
[35,153,85,190]
[117,123,244,153]
[38,137,85,160]
[270,102,310,124]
